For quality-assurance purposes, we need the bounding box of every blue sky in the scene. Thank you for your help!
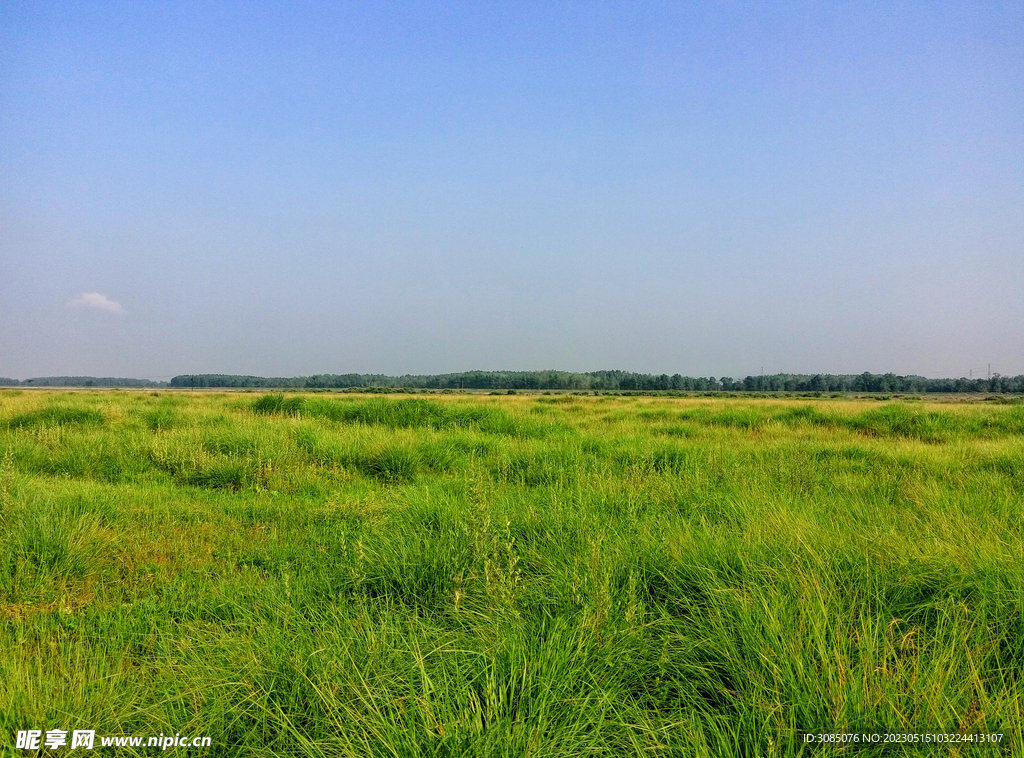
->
[1,1,1021,379]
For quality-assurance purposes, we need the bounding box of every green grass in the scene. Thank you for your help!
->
[1,391,1022,756]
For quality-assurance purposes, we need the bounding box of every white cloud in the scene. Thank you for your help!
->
[67,292,125,314]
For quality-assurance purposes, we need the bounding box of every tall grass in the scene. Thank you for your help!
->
[0,391,1021,756]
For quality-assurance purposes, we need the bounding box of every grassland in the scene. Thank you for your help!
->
[1,390,1022,756]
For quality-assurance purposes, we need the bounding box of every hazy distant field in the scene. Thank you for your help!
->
[1,390,1022,756]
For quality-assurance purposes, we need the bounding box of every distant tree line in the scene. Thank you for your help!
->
[160,371,1024,393]
[0,376,167,388]
[2,371,1020,393]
